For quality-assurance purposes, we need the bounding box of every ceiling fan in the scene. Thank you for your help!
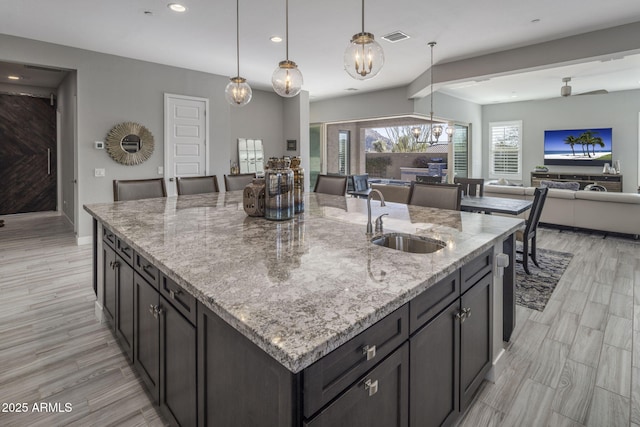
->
[561,77,608,97]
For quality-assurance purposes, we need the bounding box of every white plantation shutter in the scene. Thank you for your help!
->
[489,121,522,180]
[338,131,350,175]
[453,125,468,178]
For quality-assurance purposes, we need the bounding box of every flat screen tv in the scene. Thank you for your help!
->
[544,128,612,166]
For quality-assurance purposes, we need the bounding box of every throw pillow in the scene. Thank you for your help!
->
[539,180,580,191]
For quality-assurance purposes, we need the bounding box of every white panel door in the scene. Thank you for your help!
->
[164,94,209,196]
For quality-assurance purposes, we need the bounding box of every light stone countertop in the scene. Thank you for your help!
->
[84,192,523,373]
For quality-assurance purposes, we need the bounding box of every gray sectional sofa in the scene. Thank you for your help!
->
[366,181,639,238]
[484,184,640,238]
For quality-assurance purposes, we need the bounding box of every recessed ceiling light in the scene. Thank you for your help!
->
[168,3,187,12]
[270,36,283,43]
[531,18,541,23]
[8,75,20,80]
[143,10,153,16]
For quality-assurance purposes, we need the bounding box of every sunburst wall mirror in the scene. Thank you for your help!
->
[105,122,155,165]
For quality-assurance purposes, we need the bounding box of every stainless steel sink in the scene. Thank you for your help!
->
[371,233,446,254]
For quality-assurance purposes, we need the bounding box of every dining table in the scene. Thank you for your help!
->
[460,195,533,215]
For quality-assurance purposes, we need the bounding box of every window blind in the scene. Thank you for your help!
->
[489,121,522,179]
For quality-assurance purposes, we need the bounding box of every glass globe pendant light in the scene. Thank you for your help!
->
[225,0,252,106]
[272,0,303,97]
[344,0,384,80]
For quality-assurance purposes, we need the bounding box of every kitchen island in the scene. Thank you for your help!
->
[85,192,523,426]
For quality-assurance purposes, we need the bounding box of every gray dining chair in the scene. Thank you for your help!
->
[516,186,549,275]
[314,174,348,196]
[113,178,167,202]
[176,175,220,195]
[408,182,462,211]
[223,173,256,191]
[454,177,485,197]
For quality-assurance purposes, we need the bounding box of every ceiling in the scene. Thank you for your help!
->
[2,0,640,104]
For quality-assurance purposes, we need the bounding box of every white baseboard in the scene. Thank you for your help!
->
[486,348,507,384]
[94,300,105,323]
[77,235,93,246]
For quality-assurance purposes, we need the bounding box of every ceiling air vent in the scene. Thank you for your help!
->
[381,31,410,43]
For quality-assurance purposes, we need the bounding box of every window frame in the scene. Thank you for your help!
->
[488,120,522,180]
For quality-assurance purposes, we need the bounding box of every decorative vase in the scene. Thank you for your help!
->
[243,178,266,217]
[613,160,621,174]
[264,158,295,221]
[230,161,240,175]
[290,156,304,213]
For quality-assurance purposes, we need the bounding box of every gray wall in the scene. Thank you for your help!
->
[283,92,310,190]
[310,87,414,123]
[413,92,483,177]
[1,34,287,240]
[482,90,640,192]
[229,90,285,166]
[311,89,483,178]
[57,71,77,224]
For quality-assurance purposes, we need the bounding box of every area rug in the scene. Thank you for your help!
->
[515,245,573,312]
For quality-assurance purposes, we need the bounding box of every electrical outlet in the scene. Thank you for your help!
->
[95,141,104,149]
[95,168,105,177]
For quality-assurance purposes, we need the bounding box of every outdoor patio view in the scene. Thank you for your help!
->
[364,124,468,180]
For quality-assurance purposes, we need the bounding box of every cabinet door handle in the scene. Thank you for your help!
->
[463,307,471,319]
[364,379,378,397]
[47,148,51,175]
[111,261,120,270]
[151,304,163,319]
[154,305,164,318]
[362,344,376,361]
[455,311,466,323]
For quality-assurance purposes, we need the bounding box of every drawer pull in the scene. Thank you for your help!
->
[364,379,378,397]
[169,288,182,300]
[121,246,130,253]
[362,344,376,361]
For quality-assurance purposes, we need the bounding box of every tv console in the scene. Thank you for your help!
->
[531,171,622,192]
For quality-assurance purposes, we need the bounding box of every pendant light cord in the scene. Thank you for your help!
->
[285,0,289,61]
[236,0,240,77]
[361,0,365,33]
[429,42,436,144]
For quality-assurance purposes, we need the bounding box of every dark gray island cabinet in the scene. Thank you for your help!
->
[102,227,196,427]
[100,223,493,427]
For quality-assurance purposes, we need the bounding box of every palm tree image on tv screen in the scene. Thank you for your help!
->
[544,128,612,166]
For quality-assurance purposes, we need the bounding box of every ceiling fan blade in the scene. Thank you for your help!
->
[576,89,608,95]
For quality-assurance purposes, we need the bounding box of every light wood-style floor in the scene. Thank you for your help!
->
[0,213,166,426]
[458,225,640,427]
[0,213,638,426]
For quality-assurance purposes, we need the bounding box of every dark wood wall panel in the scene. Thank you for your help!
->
[0,94,57,215]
